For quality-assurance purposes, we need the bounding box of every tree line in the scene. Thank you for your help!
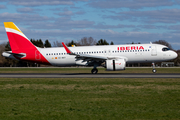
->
[0,37,179,67]
[53,37,114,47]
[29,37,114,48]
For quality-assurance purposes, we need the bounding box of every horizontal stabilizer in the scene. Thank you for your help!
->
[2,51,26,59]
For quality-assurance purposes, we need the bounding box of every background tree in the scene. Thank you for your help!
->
[53,41,62,47]
[110,41,114,45]
[130,42,141,44]
[96,39,109,45]
[77,37,96,46]
[44,39,51,48]
[153,40,173,50]
[5,42,11,51]
[31,39,44,48]
[67,40,77,47]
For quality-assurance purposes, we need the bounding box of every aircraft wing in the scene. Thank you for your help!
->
[62,42,126,61]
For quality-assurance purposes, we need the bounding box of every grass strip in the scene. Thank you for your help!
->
[0,78,179,119]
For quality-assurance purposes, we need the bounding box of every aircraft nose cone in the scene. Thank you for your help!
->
[173,51,178,59]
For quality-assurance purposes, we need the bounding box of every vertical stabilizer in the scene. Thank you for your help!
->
[4,22,35,53]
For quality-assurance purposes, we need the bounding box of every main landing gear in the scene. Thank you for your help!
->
[152,62,157,73]
[91,68,98,74]
[91,64,99,74]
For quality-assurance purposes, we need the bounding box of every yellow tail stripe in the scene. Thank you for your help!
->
[4,22,23,34]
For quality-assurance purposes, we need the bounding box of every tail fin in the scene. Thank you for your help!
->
[4,22,35,53]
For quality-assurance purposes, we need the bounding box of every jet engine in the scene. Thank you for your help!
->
[106,59,126,71]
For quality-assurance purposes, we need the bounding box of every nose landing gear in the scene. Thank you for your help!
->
[152,69,157,73]
[152,62,157,73]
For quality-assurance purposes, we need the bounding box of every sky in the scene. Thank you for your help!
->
[0,0,180,50]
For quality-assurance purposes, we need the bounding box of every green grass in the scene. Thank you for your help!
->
[0,67,180,73]
[0,78,180,119]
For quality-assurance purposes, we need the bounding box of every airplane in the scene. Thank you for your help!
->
[2,22,178,74]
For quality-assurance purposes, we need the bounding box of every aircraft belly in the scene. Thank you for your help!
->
[127,53,154,63]
[47,56,76,66]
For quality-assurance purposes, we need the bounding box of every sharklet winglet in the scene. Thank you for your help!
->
[62,42,75,55]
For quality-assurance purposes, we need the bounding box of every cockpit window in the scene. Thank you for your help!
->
[162,47,170,51]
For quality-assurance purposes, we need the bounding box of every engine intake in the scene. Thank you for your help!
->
[106,59,126,71]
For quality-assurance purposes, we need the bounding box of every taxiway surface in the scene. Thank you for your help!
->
[0,73,180,78]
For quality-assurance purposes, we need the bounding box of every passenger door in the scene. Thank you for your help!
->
[151,45,157,56]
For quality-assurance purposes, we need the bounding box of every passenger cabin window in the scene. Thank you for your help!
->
[162,47,170,51]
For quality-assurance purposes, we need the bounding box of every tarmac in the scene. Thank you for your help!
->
[0,73,180,78]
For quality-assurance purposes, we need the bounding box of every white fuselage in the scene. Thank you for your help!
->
[38,44,177,66]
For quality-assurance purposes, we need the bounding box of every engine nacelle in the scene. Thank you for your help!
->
[106,59,126,71]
